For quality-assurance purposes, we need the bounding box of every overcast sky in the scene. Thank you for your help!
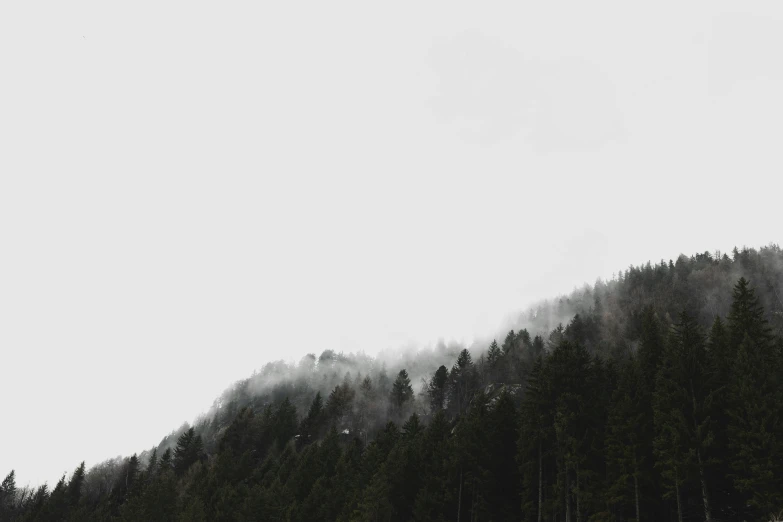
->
[2,0,782,487]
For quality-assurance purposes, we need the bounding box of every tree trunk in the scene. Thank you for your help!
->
[675,471,683,522]
[634,472,640,522]
[633,454,641,522]
[696,448,712,522]
[538,438,543,522]
[457,468,463,522]
[575,461,581,522]
[471,481,476,522]
[565,463,571,522]
[690,381,712,522]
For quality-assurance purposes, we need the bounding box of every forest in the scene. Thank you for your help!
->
[1,245,782,521]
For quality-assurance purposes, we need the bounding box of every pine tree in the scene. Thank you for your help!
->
[653,312,716,522]
[174,427,204,476]
[272,398,298,448]
[146,448,159,479]
[706,315,744,518]
[484,392,521,521]
[532,335,545,358]
[67,461,86,508]
[518,357,550,522]
[606,361,646,521]
[427,365,448,412]
[402,412,422,440]
[27,484,49,520]
[159,448,173,473]
[326,382,355,429]
[0,470,16,520]
[44,475,69,519]
[502,330,516,355]
[448,349,476,416]
[728,277,773,348]
[548,324,565,350]
[299,392,324,446]
[357,376,375,444]
[486,340,502,382]
[376,365,391,399]
[390,369,414,411]
[412,411,452,522]
[652,355,688,522]
[724,278,783,516]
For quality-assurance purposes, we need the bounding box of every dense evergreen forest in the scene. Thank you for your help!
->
[2,245,782,521]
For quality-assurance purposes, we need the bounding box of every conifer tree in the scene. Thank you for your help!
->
[0,470,16,520]
[532,335,545,358]
[356,377,375,444]
[326,382,355,429]
[606,361,646,520]
[67,461,86,508]
[502,330,516,355]
[427,365,448,412]
[390,369,414,411]
[728,277,773,347]
[486,340,502,382]
[706,315,744,517]
[146,448,159,479]
[484,392,520,521]
[174,428,204,476]
[272,398,298,448]
[518,357,551,522]
[299,392,324,446]
[653,312,716,522]
[725,279,783,515]
[159,448,173,473]
[448,349,476,416]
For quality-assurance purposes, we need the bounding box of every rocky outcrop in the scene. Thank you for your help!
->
[480,383,523,408]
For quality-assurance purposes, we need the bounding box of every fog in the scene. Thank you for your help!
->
[2,0,783,488]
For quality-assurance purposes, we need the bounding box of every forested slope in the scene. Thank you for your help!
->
[2,245,782,521]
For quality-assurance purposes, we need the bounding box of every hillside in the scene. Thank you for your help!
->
[2,244,782,521]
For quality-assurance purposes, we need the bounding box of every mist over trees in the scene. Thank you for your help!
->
[2,244,783,521]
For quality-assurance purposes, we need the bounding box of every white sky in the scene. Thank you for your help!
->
[1,0,782,487]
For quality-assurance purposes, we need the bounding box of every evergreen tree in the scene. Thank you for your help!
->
[706,315,745,519]
[427,365,448,412]
[502,330,516,355]
[486,340,502,382]
[412,411,452,522]
[532,335,545,358]
[606,361,647,520]
[299,392,324,446]
[174,428,204,476]
[271,398,298,448]
[725,279,783,515]
[356,376,375,444]
[653,312,716,522]
[728,277,773,348]
[390,369,414,412]
[67,461,86,509]
[484,392,521,521]
[159,448,173,473]
[146,448,159,479]
[0,470,16,520]
[448,349,476,416]
[326,382,355,423]
[518,357,551,522]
